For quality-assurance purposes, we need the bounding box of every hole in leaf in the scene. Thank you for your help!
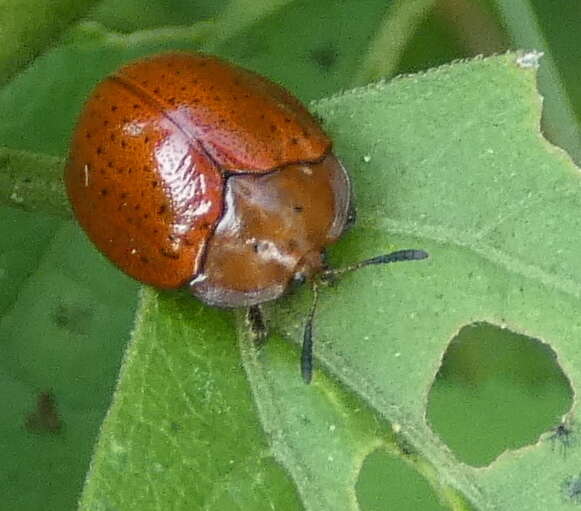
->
[356,448,447,511]
[427,322,573,466]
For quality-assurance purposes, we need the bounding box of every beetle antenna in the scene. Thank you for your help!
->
[322,249,428,280]
[301,282,320,384]
[300,249,428,383]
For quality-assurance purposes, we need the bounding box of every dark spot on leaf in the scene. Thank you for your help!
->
[562,474,581,504]
[53,302,93,336]
[25,391,62,435]
[310,45,339,70]
[550,421,576,456]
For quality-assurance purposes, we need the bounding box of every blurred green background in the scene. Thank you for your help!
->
[0,1,578,509]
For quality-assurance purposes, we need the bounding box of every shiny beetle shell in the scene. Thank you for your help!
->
[66,52,351,308]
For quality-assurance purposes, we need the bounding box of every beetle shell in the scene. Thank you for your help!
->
[66,52,351,307]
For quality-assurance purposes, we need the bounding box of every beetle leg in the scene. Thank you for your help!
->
[246,305,268,348]
[301,282,320,384]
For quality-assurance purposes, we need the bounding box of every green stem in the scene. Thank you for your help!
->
[352,0,437,87]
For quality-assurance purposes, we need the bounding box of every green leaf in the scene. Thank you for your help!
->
[0,148,68,217]
[78,52,581,510]
[0,214,138,510]
[0,0,100,86]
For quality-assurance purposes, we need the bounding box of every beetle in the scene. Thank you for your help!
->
[65,52,427,382]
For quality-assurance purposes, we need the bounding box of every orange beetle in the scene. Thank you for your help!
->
[66,52,427,382]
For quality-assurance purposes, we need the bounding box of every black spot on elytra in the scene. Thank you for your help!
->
[160,247,180,259]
